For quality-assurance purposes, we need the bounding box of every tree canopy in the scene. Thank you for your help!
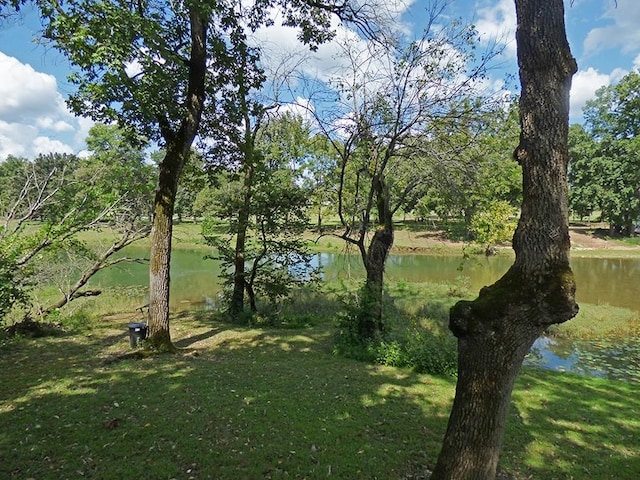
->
[569,71,640,234]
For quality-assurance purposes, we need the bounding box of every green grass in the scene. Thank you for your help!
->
[547,303,640,340]
[620,236,640,247]
[1,317,638,479]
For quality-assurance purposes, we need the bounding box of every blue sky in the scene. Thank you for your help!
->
[1,0,639,160]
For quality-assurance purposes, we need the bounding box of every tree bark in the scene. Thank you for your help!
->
[229,164,254,316]
[359,174,393,338]
[431,1,578,478]
[146,9,207,351]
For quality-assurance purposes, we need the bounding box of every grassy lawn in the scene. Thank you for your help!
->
[3,221,639,478]
[1,316,638,479]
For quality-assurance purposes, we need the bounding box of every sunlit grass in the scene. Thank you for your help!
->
[1,317,638,479]
[547,303,640,340]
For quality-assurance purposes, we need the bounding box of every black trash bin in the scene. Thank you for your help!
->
[127,322,148,347]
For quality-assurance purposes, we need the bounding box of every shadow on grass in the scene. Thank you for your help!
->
[501,367,640,480]
[0,319,454,479]
[1,318,638,480]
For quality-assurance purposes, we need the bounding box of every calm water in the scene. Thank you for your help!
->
[93,247,640,312]
[92,247,640,380]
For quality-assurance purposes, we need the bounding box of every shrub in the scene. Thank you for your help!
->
[0,256,27,324]
[404,329,457,376]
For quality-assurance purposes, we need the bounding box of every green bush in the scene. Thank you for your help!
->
[374,340,406,367]
[333,285,458,376]
[45,309,96,332]
[0,256,27,324]
[404,329,457,376]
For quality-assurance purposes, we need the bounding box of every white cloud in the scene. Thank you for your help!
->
[0,119,74,159]
[0,52,67,123]
[474,0,516,57]
[634,54,640,71]
[569,67,624,121]
[74,116,96,147]
[36,117,75,132]
[275,96,316,123]
[32,136,74,155]
[0,121,36,158]
[0,52,91,160]
[583,0,640,55]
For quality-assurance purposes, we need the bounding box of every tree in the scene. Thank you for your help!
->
[35,0,346,350]
[569,71,640,234]
[0,132,153,324]
[174,153,208,223]
[431,1,579,478]
[469,200,518,255]
[416,103,522,239]
[203,112,317,316]
[308,1,500,339]
[302,134,340,233]
[567,124,600,220]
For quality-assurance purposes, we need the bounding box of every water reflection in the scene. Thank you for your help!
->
[526,336,640,382]
[318,252,640,311]
[92,248,640,381]
[94,248,640,312]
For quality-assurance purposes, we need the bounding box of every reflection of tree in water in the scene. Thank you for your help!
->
[525,336,640,382]
[572,340,640,382]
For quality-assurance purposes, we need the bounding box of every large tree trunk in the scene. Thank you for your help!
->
[146,10,207,351]
[359,175,393,338]
[431,1,578,478]
[147,152,182,351]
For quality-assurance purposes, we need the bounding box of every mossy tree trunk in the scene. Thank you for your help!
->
[358,174,393,339]
[147,9,207,352]
[431,1,579,478]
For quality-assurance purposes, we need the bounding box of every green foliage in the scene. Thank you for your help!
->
[0,254,26,322]
[570,71,640,234]
[0,127,153,322]
[43,308,95,332]
[35,0,340,146]
[333,287,458,376]
[402,329,457,376]
[203,114,320,314]
[416,102,522,236]
[469,200,518,253]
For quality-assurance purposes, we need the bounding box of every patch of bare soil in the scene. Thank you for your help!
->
[569,228,637,250]
[392,226,638,253]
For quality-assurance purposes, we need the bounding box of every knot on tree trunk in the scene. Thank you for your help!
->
[449,265,578,339]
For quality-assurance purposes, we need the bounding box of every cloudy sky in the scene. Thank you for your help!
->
[0,0,639,161]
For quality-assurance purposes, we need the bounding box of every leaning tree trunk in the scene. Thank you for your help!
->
[431,1,578,478]
[359,175,393,339]
[146,9,208,351]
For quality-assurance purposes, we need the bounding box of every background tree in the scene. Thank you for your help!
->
[569,71,640,234]
[567,124,600,220]
[469,200,518,255]
[417,103,522,240]
[302,133,340,233]
[174,152,208,223]
[35,0,346,350]
[308,2,501,339]
[203,111,317,316]
[0,128,153,324]
[432,1,579,478]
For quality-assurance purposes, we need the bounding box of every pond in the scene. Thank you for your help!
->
[91,247,640,381]
[93,248,640,311]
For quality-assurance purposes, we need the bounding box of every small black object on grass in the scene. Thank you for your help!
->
[127,322,148,347]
